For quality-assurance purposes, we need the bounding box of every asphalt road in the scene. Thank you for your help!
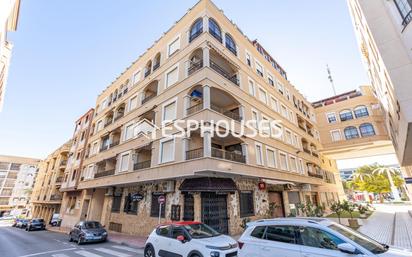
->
[0,223,144,257]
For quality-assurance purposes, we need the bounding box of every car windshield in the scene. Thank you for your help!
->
[84,222,102,229]
[183,223,220,239]
[328,223,387,254]
[33,219,44,223]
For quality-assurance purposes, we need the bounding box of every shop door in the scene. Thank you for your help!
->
[201,192,229,234]
[268,192,285,217]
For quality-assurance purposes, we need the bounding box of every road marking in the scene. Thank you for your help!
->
[51,254,70,257]
[74,250,103,257]
[95,247,131,256]
[111,245,144,253]
[18,248,77,257]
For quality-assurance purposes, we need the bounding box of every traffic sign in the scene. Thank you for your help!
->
[158,195,166,204]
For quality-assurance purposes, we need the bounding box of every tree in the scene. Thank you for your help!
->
[351,165,404,203]
[330,202,343,224]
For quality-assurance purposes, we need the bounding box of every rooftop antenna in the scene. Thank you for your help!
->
[327,64,337,96]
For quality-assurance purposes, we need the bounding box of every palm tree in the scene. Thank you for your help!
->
[373,166,401,201]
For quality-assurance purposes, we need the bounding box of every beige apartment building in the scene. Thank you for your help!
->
[59,109,94,228]
[313,85,394,160]
[31,141,71,222]
[0,155,40,216]
[56,0,347,236]
[347,0,412,193]
[0,0,20,111]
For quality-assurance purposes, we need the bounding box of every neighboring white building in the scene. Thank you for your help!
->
[347,0,412,196]
[0,0,20,111]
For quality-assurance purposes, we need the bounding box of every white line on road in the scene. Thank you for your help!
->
[74,250,103,257]
[95,247,131,257]
[111,245,144,253]
[51,254,70,257]
[18,248,77,257]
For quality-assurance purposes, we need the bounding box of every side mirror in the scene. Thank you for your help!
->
[176,235,186,243]
[337,243,357,254]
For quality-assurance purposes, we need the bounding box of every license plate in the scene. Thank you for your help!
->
[92,236,101,240]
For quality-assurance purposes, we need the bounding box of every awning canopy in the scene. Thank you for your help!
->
[179,177,237,192]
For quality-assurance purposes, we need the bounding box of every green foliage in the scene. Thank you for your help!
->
[341,200,355,219]
[330,201,344,224]
[295,202,324,217]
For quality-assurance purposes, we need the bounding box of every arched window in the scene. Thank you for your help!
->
[354,105,369,118]
[209,18,222,42]
[344,126,359,140]
[359,123,375,137]
[225,33,237,55]
[339,109,353,122]
[153,53,161,71]
[189,18,203,42]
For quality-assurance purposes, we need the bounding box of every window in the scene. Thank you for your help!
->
[120,153,130,172]
[359,123,375,137]
[268,74,274,86]
[111,192,122,213]
[298,159,304,174]
[339,110,353,122]
[248,79,256,96]
[354,105,369,118]
[344,126,359,140]
[246,53,252,67]
[71,170,77,181]
[289,156,297,172]
[255,144,263,165]
[123,193,138,214]
[330,130,341,142]
[129,95,138,111]
[299,227,344,250]
[285,89,290,100]
[285,130,292,145]
[258,88,268,104]
[394,0,412,26]
[225,33,237,55]
[124,123,134,141]
[279,152,288,170]
[266,148,277,168]
[326,113,337,123]
[251,110,259,129]
[281,105,288,118]
[133,70,141,85]
[168,36,180,56]
[277,82,284,95]
[265,226,297,244]
[261,116,270,135]
[239,191,254,217]
[270,97,279,112]
[189,18,203,42]
[166,66,179,88]
[208,18,222,42]
[162,100,177,122]
[256,62,264,77]
[160,139,175,163]
[251,226,266,239]
[97,120,103,132]
[151,193,166,217]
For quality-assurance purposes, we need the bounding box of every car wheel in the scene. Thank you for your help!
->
[77,237,83,245]
[69,233,73,242]
[144,245,155,257]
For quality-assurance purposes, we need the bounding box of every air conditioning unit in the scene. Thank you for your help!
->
[105,187,113,196]
[161,181,175,193]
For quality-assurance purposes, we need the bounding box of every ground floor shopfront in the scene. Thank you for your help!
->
[77,177,342,236]
[31,203,60,223]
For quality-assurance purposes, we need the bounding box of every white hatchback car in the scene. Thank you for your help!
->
[238,218,411,257]
[144,221,238,257]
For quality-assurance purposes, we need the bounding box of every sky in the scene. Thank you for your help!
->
[0,0,374,160]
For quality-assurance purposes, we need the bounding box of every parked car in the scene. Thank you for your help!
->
[144,221,238,257]
[26,218,46,231]
[69,221,107,245]
[12,218,20,227]
[50,213,61,227]
[16,219,29,228]
[238,218,411,257]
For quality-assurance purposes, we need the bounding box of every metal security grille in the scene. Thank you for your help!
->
[183,194,194,221]
[201,192,228,234]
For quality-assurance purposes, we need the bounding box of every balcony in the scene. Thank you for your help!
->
[311,152,319,158]
[142,93,156,104]
[152,62,160,72]
[186,148,204,160]
[142,80,158,105]
[133,160,151,170]
[308,172,324,179]
[210,60,239,85]
[50,194,62,201]
[144,69,151,78]
[55,176,64,184]
[188,60,203,75]
[186,103,203,116]
[211,104,241,122]
[212,148,246,163]
[60,160,67,167]
[109,140,120,148]
[94,169,115,178]
[104,119,113,128]
[100,144,109,152]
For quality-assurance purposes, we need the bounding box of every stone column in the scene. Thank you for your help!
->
[282,191,290,217]
[202,85,210,109]
[193,193,202,222]
[202,46,210,68]
[239,105,245,121]
[203,129,212,158]
[183,95,191,117]
[182,137,190,160]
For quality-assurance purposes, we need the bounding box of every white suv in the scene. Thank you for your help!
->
[144,221,238,257]
[238,218,411,257]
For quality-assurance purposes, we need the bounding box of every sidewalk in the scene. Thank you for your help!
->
[47,226,146,249]
[358,204,412,249]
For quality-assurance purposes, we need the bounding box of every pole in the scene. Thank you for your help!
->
[326,64,337,96]
[158,203,162,224]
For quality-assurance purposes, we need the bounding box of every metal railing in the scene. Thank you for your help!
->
[311,152,319,158]
[55,177,64,183]
[303,148,311,154]
[99,144,109,152]
[188,60,203,75]
[94,169,115,178]
[211,148,246,163]
[50,194,62,201]
[211,104,241,121]
[104,119,113,128]
[152,62,160,71]
[186,103,203,116]
[308,172,324,179]
[144,69,151,78]
[142,93,156,104]
[402,10,412,29]
[186,148,204,160]
[209,60,239,85]
[133,160,151,170]
[114,112,124,122]
[109,140,120,148]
